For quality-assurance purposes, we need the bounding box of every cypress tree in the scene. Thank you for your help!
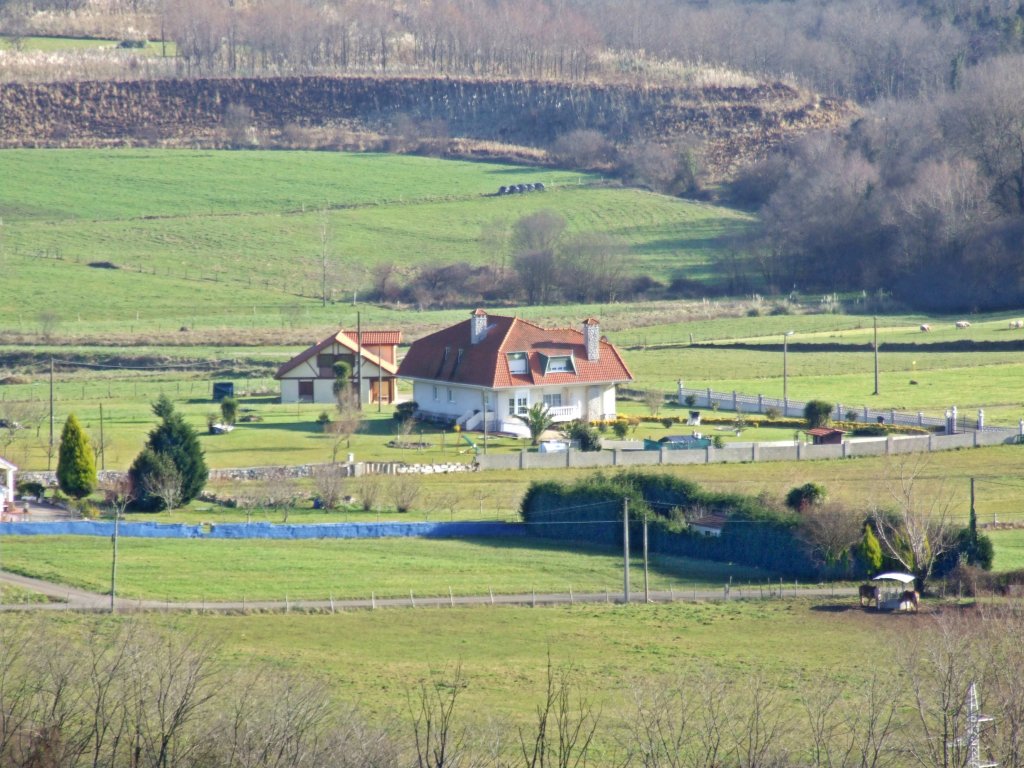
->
[56,413,97,498]
[858,525,883,574]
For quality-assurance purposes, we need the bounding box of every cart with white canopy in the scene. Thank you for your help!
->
[871,572,917,611]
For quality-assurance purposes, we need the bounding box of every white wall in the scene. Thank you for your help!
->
[412,382,485,420]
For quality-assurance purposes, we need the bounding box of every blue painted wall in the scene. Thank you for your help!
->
[0,520,527,540]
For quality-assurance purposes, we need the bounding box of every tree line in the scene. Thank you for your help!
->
[7,0,1021,105]
[725,53,1024,312]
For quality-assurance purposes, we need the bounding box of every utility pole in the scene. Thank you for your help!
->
[873,316,880,396]
[643,514,650,604]
[623,498,630,604]
[99,403,105,471]
[110,514,119,613]
[48,358,54,470]
[356,312,363,411]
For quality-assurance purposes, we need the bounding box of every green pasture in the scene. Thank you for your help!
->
[985,528,1024,572]
[0,36,174,54]
[4,598,902,744]
[0,149,750,330]
[0,536,775,602]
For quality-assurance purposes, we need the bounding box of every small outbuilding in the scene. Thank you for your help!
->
[689,513,728,537]
[804,427,846,445]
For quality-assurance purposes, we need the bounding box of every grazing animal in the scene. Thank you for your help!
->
[525,183,535,191]
[859,584,879,607]
[535,181,546,191]
[516,184,527,192]
[1011,320,1023,329]
[899,590,920,612]
[498,186,508,195]
[956,320,971,329]
[919,324,931,332]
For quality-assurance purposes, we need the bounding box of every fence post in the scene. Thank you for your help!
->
[732,390,738,411]
[835,403,842,421]
[918,411,924,426]
[757,394,763,413]
[783,397,789,418]
[677,379,684,405]
[889,409,896,424]
[706,388,712,408]
[1019,419,1023,438]
[977,408,984,431]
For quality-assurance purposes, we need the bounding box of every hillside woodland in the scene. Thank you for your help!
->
[1,0,1023,310]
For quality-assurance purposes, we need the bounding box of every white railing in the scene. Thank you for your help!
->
[546,404,581,422]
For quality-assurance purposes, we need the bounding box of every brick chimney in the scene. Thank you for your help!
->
[470,308,488,345]
[582,318,600,361]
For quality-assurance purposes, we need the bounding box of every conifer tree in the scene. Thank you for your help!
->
[56,413,97,498]
[129,397,208,511]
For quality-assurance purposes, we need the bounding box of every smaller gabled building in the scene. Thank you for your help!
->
[275,329,401,405]
[397,309,632,437]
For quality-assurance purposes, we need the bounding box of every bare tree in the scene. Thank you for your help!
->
[141,463,183,512]
[354,473,384,513]
[409,664,470,768]
[387,472,422,514]
[312,463,348,510]
[331,386,363,456]
[871,456,958,592]
[797,501,865,573]
[641,389,664,418]
[519,657,598,768]
[261,467,298,522]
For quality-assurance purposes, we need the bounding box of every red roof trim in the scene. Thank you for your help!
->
[275,330,399,379]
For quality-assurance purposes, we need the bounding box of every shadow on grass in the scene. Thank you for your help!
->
[456,535,777,585]
[810,604,862,613]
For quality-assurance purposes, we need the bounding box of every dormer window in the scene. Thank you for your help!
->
[507,351,528,374]
[543,354,575,374]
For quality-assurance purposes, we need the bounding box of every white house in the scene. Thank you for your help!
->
[0,456,16,509]
[397,309,633,437]
[275,329,401,405]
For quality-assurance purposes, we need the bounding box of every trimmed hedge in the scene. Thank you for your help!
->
[520,471,820,578]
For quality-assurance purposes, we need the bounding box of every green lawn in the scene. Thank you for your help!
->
[0,536,775,601]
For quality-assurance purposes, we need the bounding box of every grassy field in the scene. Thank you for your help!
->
[0,536,776,601]
[985,528,1024,572]
[0,149,751,331]
[157,597,902,727]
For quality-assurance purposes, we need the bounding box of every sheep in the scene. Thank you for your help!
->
[1010,320,1023,329]
[955,320,971,329]
[920,324,931,332]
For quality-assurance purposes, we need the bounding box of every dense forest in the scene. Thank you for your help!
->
[2,0,1023,311]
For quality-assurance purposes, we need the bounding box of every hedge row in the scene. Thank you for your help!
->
[519,471,821,578]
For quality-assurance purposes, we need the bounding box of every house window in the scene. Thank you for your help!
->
[516,395,528,415]
[298,380,314,401]
[432,385,439,401]
[507,352,528,374]
[316,354,334,370]
[508,397,516,416]
[447,388,454,403]
[546,355,574,373]
[543,393,562,408]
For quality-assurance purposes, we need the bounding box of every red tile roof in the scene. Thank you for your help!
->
[804,427,846,437]
[397,313,632,388]
[275,330,400,379]
[342,330,402,346]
